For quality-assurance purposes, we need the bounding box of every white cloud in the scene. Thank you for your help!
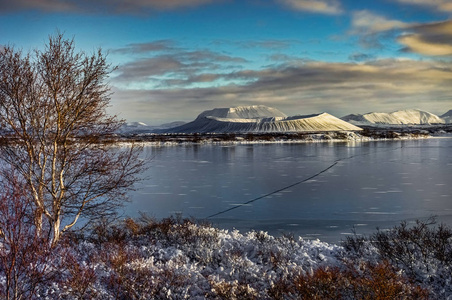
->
[0,0,218,13]
[351,10,411,34]
[396,0,452,13]
[399,34,452,56]
[279,0,343,15]
[399,20,452,56]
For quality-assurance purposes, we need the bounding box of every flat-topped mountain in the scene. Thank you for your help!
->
[342,109,445,126]
[197,105,288,120]
[165,105,362,133]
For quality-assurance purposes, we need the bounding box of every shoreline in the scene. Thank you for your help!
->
[115,130,452,146]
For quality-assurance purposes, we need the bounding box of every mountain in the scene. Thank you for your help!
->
[120,121,187,134]
[342,109,445,125]
[441,110,452,124]
[166,105,362,133]
[158,121,187,129]
[197,105,288,119]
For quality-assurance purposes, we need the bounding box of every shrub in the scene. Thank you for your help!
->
[342,217,452,297]
[269,261,429,299]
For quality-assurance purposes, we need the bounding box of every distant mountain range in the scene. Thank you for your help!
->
[163,105,362,133]
[120,106,451,134]
[119,121,187,134]
[341,109,448,126]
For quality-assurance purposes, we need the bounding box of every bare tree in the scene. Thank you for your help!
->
[0,175,57,299]
[0,33,145,244]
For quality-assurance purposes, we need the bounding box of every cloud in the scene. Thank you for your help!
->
[113,44,248,87]
[398,20,452,56]
[350,10,410,34]
[278,0,343,15]
[349,10,412,49]
[349,10,452,56]
[113,40,179,54]
[395,0,452,13]
[236,40,297,50]
[348,53,376,61]
[110,58,452,124]
[212,39,300,51]
[0,0,76,13]
[0,0,217,14]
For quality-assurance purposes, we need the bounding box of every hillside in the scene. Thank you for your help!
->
[120,121,187,134]
[441,110,452,124]
[166,105,362,133]
[342,109,445,125]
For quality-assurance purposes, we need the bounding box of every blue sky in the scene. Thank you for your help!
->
[1,0,452,124]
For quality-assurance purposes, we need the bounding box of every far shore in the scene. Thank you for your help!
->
[116,125,452,146]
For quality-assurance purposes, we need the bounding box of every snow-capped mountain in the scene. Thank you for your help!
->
[197,105,288,119]
[441,110,452,124]
[342,109,445,126]
[166,105,362,133]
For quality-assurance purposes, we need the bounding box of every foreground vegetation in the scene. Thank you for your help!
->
[3,214,452,299]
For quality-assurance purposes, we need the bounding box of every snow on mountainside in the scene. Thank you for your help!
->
[342,109,445,125]
[197,105,288,119]
[166,105,362,133]
[441,110,452,124]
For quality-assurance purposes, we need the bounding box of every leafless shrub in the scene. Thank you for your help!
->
[60,252,98,299]
[268,261,429,299]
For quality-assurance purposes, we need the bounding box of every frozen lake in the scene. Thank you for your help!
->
[124,137,452,243]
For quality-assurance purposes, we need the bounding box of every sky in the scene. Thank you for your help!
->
[1,0,452,125]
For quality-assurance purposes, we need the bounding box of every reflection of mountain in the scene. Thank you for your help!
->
[166,105,362,133]
[342,109,445,125]
[441,110,452,124]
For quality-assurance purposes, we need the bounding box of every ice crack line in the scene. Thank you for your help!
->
[205,145,404,219]
[205,161,338,219]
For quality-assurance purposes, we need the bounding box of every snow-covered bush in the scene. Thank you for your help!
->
[1,215,448,298]
[342,217,452,298]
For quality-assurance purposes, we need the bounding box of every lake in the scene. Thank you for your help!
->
[124,137,452,243]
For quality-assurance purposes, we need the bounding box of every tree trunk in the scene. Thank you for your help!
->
[52,217,61,245]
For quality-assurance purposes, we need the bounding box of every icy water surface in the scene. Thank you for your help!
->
[125,137,452,243]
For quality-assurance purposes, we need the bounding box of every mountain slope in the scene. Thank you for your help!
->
[342,109,445,125]
[167,106,362,133]
[120,121,187,134]
[441,110,452,124]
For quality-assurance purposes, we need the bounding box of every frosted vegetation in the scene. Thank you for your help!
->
[3,211,452,298]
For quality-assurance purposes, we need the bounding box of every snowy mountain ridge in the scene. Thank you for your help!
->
[342,109,446,125]
[120,107,451,134]
[167,106,362,133]
[197,105,288,120]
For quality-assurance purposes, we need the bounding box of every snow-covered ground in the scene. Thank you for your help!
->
[22,218,451,299]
